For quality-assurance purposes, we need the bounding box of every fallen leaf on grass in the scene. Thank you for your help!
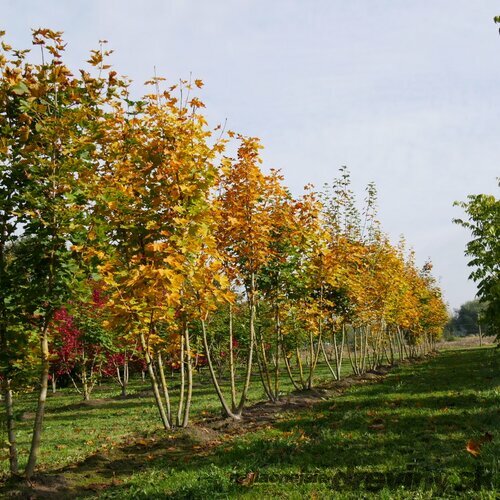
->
[466,432,494,457]
[466,440,481,457]
[236,471,259,486]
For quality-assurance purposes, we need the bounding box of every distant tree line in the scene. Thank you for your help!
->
[445,299,494,338]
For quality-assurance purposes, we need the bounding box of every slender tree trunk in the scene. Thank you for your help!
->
[321,338,338,380]
[296,347,305,388]
[201,318,239,419]
[182,323,193,428]
[255,341,274,401]
[236,273,256,415]
[273,304,281,399]
[140,331,170,430]
[25,327,50,478]
[387,328,395,365]
[2,377,18,475]
[124,358,129,389]
[361,325,369,373]
[177,331,185,427]
[401,327,409,359]
[307,331,315,389]
[256,325,274,401]
[82,364,90,401]
[349,327,360,375]
[283,351,301,390]
[334,324,345,380]
[157,352,172,425]
[117,363,127,398]
[228,304,237,411]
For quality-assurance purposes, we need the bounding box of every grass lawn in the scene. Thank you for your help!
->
[1,346,499,498]
[0,359,351,477]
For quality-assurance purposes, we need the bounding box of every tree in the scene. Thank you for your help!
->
[454,182,500,339]
[88,75,224,429]
[0,28,119,478]
[447,299,489,336]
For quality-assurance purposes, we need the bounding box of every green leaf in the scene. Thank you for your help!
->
[11,82,29,96]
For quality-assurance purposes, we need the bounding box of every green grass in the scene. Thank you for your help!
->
[0,358,349,476]
[94,348,500,499]
[1,347,499,498]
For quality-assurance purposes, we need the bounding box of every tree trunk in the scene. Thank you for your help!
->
[157,352,172,425]
[2,377,18,475]
[334,324,346,380]
[273,305,281,399]
[140,331,170,430]
[228,304,237,411]
[256,325,275,401]
[321,338,338,380]
[82,367,90,401]
[296,347,305,388]
[25,327,50,478]
[181,323,193,428]
[177,331,185,427]
[283,351,301,390]
[236,273,256,415]
[201,318,239,419]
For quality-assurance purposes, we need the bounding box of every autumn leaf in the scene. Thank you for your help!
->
[236,471,259,486]
[466,439,481,457]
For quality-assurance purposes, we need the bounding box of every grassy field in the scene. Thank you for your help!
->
[1,346,499,498]
[0,359,351,478]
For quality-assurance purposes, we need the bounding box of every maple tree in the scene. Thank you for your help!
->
[85,73,227,428]
[204,136,279,417]
[0,28,122,478]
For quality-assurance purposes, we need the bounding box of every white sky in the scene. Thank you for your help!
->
[3,0,500,311]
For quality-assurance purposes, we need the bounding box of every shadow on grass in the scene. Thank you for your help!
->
[93,348,498,498]
[3,348,498,498]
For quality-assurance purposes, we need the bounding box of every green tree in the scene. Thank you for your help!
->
[448,299,488,336]
[0,28,117,478]
[454,181,500,339]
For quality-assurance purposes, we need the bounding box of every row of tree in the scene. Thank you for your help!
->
[0,29,448,479]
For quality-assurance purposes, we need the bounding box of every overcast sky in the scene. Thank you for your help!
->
[4,0,500,311]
